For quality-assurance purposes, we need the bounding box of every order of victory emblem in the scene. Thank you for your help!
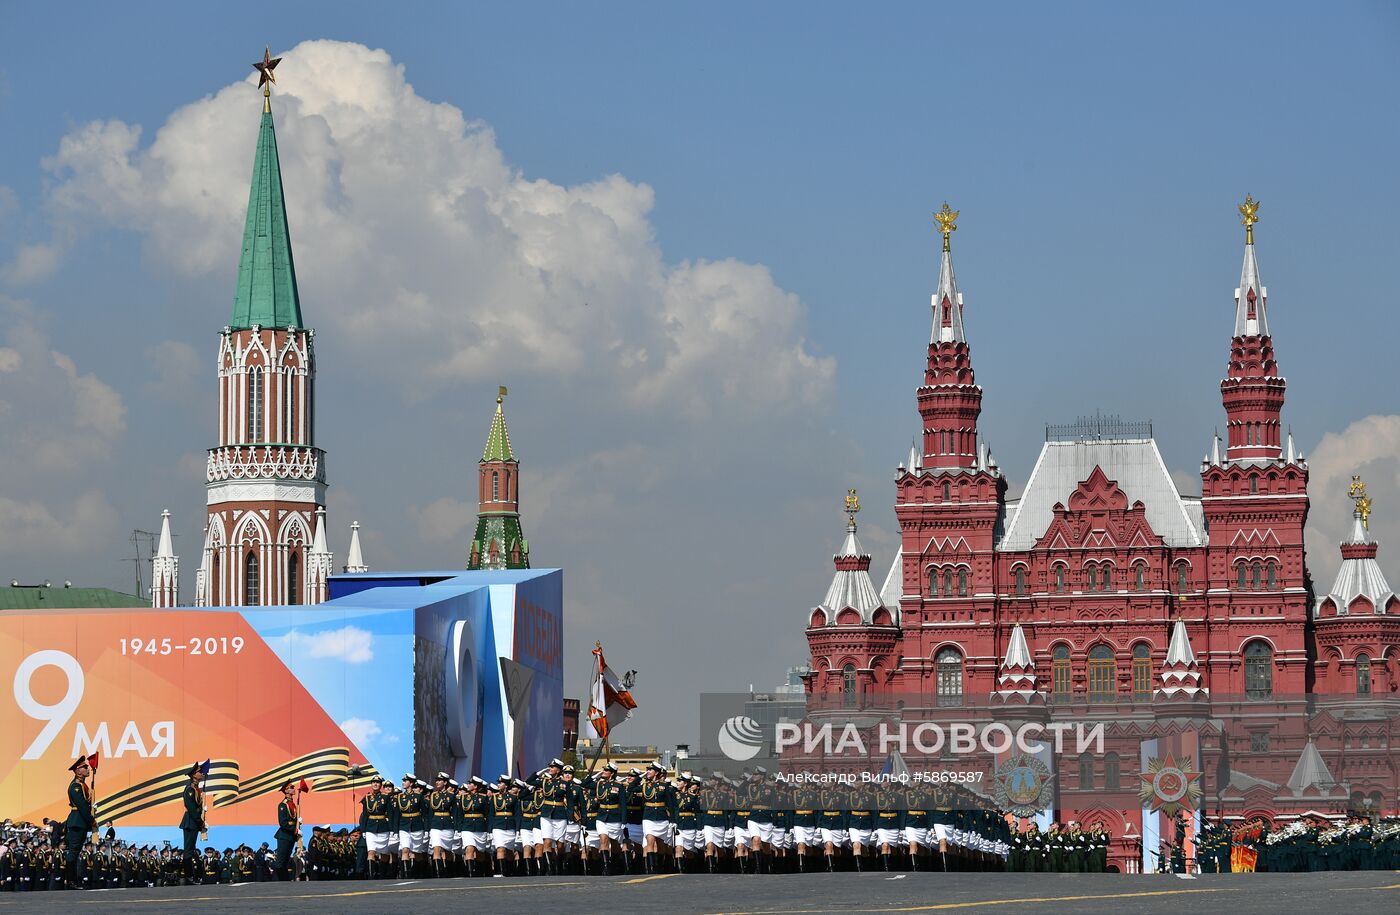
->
[993,753,1053,817]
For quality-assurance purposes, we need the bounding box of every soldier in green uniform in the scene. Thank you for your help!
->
[62,756,97,889]
[273,780,301,880]
[179,764,205,881]
[593,764,628,875]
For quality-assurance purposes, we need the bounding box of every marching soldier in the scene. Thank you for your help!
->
[62,756,97,889]
[640,762,676,874]
[427,772,456,878]
[360,776,392,879]
[457,776,491,877]
[179,763,204,881]
[273,780,300,881]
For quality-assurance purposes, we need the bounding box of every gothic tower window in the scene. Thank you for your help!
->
[1237,563,1248,589]
[1176,563,1189,592]
[1088,645,1116,699]
[247,367,263,441]
[1104,752,1121,790]
[1357,655,1372,695]
[1013,567,1027,596]
[943,567,953,597]
[1251,561,1262,590]
[287,551,299,606]
[244,550,260,605]
[936,647,963,707]
[1100,564,1112,591]
[1087,565,1097,590]
[1244,641,1273,699]
[942,481,951,502]
[928,567,938,597]
[1265,561,1277,589]
[211,552,221,606]
[842,664,857,708]
[957,567,969,597]
[1052,645,1071,699]
[1132,643,1151,700]
[1054,564,1066,593]
[492,471,500,501]
[1133,563,1145,591]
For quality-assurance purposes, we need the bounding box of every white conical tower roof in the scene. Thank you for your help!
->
[311,507,328,553]
[1233,196,1268,336]
[344,521,367,573]
[1316,499,1396,616]
[156,509,174,559]
[995,623,1039,699]
[930,203,965,345]
[815,499,892,627]
[1156,618,1206,697]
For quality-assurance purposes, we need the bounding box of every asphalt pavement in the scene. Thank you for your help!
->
[0,870,1395,913]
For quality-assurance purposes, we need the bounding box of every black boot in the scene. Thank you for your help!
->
[882,853,891,871]
[826,853,836,873]
[854,853,863,872]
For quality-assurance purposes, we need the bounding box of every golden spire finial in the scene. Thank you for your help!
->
[253,47,282,112]
[1350,475,1373,530]
[497,385,508,409]
[844,488,860,525]
[1238,194,1260,245]
[933,202,959,253]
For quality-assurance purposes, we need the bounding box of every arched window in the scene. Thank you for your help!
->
[1013,567,1027,596]
[957,567,969,597]
[1251,561,1262,590]
[1133,563,1145,591]
[943,568,953,597]
[1132,643,1151,700]
[1104,752,1121,790]
[1087,566,1098,590]
[1357,655,1371,695]
[1250,476,1258,494]
[1052,645,1071,698]
[928,567,939,597]
[244,550,260,605]
[936,648,963,707]
[842,664,857,708]
[1176,563,1189,592]
[1244,641,1273,699]
[1054,564,1066,593]
[1100,564,1112,591]
[211,552,221,606]
[1078,752,1095,790]
[1265,562,1277,590]
[1237,563,1248,589]
[492,471,500,501]
[1088,645,1116,699]
[942,481,951,502]
[247,367,263,441]
[287,551,300,606]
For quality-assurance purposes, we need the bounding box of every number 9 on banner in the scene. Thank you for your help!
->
[14,650,84,760]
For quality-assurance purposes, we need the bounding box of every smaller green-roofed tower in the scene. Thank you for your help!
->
[469,387,530,570]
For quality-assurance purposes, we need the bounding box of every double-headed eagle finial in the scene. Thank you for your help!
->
[933,202,959,252]
[844,488,860,525]
[1239,194,1260,245]
[1350,475,1373,530]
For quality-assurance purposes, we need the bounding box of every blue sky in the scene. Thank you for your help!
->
[1,2,1397,744]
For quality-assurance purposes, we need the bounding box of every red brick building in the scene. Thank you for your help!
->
[802,201,1399,865]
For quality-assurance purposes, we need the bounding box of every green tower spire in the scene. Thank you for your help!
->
[482,387,517,463]
[230,91,303,330]
[469,387,529,570]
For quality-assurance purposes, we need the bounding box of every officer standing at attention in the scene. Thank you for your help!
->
[179,764,204,880]
[63,756,98,889]
[273,781,300,880]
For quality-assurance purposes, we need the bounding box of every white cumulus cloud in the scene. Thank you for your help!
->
[281,625,374,664]
[1304,415,1400,590]
[41,39,833,416]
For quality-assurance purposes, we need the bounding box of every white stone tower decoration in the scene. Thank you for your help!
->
[344,521,368,573]
[151,509,179,608]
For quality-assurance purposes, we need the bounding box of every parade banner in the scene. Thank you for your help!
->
[1,568,562,845]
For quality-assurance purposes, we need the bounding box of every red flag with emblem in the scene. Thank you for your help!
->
[587,642,636,740]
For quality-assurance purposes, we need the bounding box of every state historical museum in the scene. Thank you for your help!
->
[799,199,1398,865]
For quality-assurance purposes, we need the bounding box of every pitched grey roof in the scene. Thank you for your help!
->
[879,547,903,610]
[1002,624,1033,669]
[1286,739,1336,795]
[998,438,1204,551]
[1165,619,1196,666]
[930,248,965,344]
